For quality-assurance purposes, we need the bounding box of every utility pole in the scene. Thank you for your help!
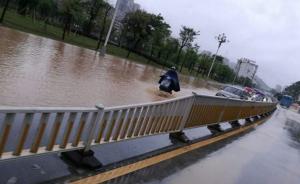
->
[100,0,120,56]
[207,33,229,79]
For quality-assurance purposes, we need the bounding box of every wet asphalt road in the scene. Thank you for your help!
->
[113,107,300,184]
[0,107,299,184]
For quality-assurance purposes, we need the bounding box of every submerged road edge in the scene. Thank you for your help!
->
[71,116,271,184]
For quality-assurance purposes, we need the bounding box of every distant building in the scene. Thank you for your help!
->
[275,85,282,93]
[222,57,236,69]
[222,57,230,65]
[211,54,224,64]
[236,58,258,79]
[200,50,212,56]
[114,0,140,32]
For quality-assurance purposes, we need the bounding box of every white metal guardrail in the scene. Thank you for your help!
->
[0,94,277,160]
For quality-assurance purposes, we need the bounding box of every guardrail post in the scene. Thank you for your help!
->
[169,93,196,143]
[61,104,105,169]
[179,94,196,130]
[207,97,229,133]
[229,99,242,128]
[84,104,104,152]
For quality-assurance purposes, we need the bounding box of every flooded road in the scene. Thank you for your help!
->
[0,27,216,107]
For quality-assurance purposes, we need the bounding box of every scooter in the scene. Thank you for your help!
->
[158,68,180,94]
[159,76,173,94]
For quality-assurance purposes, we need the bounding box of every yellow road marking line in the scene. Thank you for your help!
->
[71,117,269,184]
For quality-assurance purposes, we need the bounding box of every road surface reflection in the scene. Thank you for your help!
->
[106,108,300,184]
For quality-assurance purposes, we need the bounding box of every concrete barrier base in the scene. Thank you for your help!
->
[61,149,102,169]
[207,124,223,134]
[229,121,241,128]
[169,131,190,143]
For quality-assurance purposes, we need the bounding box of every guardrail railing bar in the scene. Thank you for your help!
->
[163,102,176,132]
[102,111,115,142]
[137,105,151,136]
[154,104,164,133]
[179,96,195,131]
[124,108,137,138]
[0,107,97,113]
[149,105,159,134]
[115,110,127,140]
[165,102,175,131]
[72,112,88,147]
[105,95,193,111]
[0,113,15,157]
[47,112,64,151]
[95,111,108,143]
[159,103,169,132]
[14,113,34,156]
[167,102,176,131]
[144,105,156,135]
[235,100,244,120]
[158,103,169,133]
[172,100,181,130]
[133,106,147,137]
[0,93,278,160]
[60,112,77,149]
[30,112,50,153]
[218,97,230,123]
[110,109,123,141]
[118,108,131,140]
[173,100,183,130]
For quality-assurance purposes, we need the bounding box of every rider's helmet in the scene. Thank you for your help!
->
[170,66,176,71]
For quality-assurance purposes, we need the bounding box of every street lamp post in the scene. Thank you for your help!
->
[100,0,120,56]
[206,33,229,79]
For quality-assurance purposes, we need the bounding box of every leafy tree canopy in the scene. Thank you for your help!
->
[284,81,300,99]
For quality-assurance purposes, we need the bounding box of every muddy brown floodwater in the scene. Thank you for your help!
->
[0,27,217,107]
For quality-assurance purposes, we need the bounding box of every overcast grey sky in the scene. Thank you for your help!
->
[130,0,300,88]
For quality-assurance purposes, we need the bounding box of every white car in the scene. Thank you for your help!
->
[216,86,250,100]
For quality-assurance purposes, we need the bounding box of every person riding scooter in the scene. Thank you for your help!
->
[158,66,180,94]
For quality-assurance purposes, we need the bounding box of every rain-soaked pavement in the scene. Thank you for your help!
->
[114,107,300,184]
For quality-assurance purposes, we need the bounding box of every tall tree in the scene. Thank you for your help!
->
[147,13,170,59]
[122,10,166,58]
[83,0,105,35]
[198,53,213,75]
[0,0,10,23]
[96,2,112,50]
[17,0,30,15]
[284,81,300,99]
[37,0,56,29]
[214,64,235,83]
[60,0,82,40]
[162,37,179,63]
[37,0,55,18]
[176,26,199,66]
[180,43,199,72]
